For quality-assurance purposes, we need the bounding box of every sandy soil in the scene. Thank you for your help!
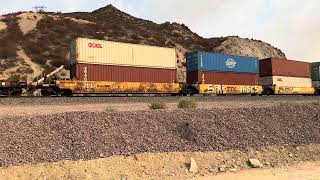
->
[199,162,320,180]
[16,46,44,80]
[16,12,93,35]
[17,13,44,35]
[64,16,94,25]
[0,144,319,180]
[0,101,275,117]
[0,21,7,32]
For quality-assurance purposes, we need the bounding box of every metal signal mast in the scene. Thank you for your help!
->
[33,6,47,12]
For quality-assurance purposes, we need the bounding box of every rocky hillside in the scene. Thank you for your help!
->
[0,5,286,82]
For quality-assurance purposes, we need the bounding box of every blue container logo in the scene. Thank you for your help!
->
[225,58,237,69]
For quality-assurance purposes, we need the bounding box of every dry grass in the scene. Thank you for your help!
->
[178,97,197,109]
[149,101,167,110]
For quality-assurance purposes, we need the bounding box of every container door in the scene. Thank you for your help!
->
[312,65,320,81]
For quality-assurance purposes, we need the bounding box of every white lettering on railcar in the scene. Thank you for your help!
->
[84,67,88,81]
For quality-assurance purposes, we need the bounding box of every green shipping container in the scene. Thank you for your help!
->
[311,62,320,81]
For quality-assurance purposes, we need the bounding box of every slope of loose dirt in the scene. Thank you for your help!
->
[0,144,319,180]
[1,46,44,81]
[0,21,7,32]
[213,36,286,60]
[16,13,45,35]
[0,104,319,167]
[16,46,44,80]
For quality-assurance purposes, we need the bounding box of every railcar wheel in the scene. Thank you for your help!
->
[263,89,273,96]
[11,88,22,96]
[41,89,51,96]
[61,89,72,97]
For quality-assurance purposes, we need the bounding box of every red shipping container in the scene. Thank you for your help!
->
[187,71,259,85]
[259,58,311,78]
[71,63,177,83]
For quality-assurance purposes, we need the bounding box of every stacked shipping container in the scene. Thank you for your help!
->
[259,58,312,87]
[70,38,177,83]
[186,52,259,85]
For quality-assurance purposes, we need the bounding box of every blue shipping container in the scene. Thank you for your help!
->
[187,52,259,74]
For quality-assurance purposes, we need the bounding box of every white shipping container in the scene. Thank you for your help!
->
[70,38,176,69]
[259,76,312,87]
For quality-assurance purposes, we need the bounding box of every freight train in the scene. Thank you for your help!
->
[1,37,320,97]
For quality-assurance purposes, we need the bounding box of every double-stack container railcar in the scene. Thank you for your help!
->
[186,52,262,95]
[61,38,180,95]
[259,58,314,95]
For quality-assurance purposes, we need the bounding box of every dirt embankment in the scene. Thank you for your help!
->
[0,21,7,32]
[0,144,319,180]
[16,46,44,79]
[0,105,319,168]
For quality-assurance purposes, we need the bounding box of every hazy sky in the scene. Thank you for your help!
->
[1,0,319,62]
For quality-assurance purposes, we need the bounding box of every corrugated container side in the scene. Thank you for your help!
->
[259,58,311,78]
[259,76,312,87]
[72,63,177,83]
[187,52,258,74]
[311,62,320,81]
[74,38,176,69]
[187,71,259,85]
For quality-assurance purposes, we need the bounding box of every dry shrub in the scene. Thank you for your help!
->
[178,97,197,109]
[149,101,167,110]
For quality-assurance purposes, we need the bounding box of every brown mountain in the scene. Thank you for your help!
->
[0,5,286,82]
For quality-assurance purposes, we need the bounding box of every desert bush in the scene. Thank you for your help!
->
[93,33,105,39]
[105,106,117,112]
[149,101,167,110]
[0,59,17,70]
[50,59,67,68]
[0,47,17,58]
[24,67,34,74]
[7,73,21,82]
[277,101,297,107]
[131,34,141,41]
[178,97,197,109]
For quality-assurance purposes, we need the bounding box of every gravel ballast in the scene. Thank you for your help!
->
[1,95,320,105]
[0,105,320,167]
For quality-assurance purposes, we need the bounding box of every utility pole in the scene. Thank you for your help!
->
[33,6,47,12]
